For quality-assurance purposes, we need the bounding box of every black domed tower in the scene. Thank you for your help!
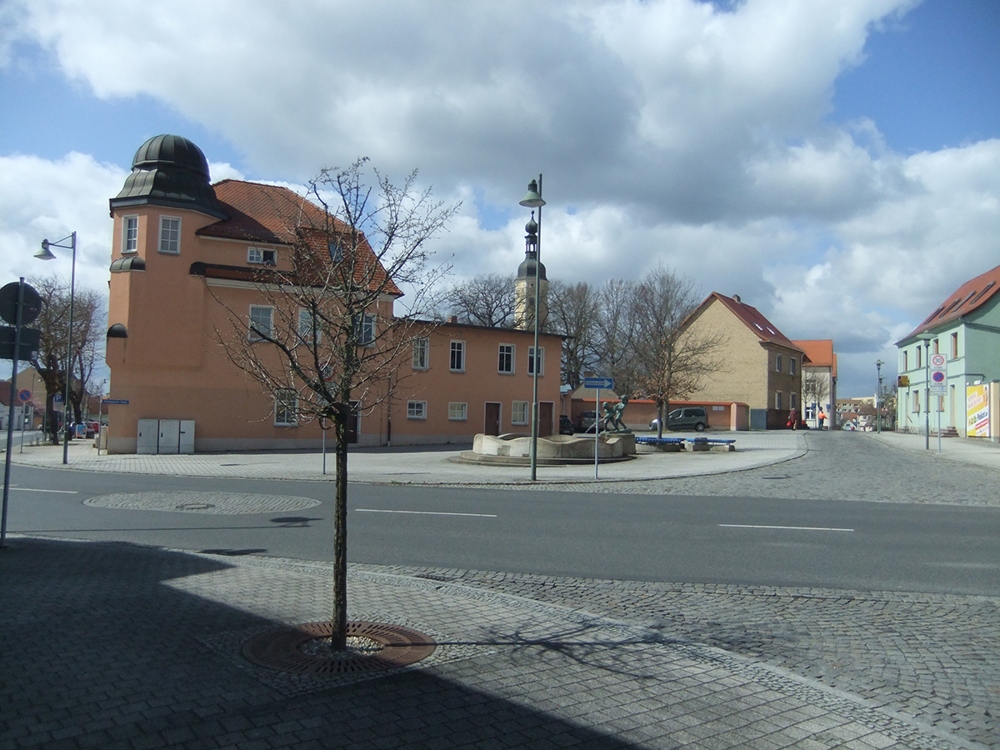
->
[514,214,547,331]
[109,134,226,219]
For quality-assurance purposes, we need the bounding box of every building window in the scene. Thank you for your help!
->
[498,344,514,374]
[407,401,427,420]
[790,392,797,409]
[329,241,344,262]
[448,402,468,421]
[951,333,958,359]
[775,354,783,373]
[933,338,939,354]
[248,247,276,265]
[274,390,298,426]
[916,346,922,369]
[450,340,465,372]
[512,401,529,425]
[158,216,181,254]
[913,391,921,413]
[412,337,429,370]
[528,346,544,376]
[122,216,138,254]
[298,308,319,344]
[249,305,274,341]
[903,350,909,371]
[352,313,375,346]
[775,392,782,410]
[789,357,796,376]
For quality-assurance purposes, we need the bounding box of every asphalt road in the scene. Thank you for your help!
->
[7,462,1000,597]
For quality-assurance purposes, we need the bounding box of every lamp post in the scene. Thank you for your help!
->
[916,333,933,450]
[36,231,77,465]
[519,176,545,481]
[875,359,883,434]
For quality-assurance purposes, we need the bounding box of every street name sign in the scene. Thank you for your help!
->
[583,377,614,390]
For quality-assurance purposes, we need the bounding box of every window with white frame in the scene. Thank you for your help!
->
[249,305,274,341]
[775,391,782,410]
[407,400,427,420]
[951,332,959,359]
[158,216,181,254]
[903,350,909,371]
[122,216,138,254]
[528,346,544,376]
[512,401,529,425]
[450,340,465,372]
[297,308,319,343]
[789,357,796,376]
[913,391,921,413]
[775,354,783,373]
[248,247,276,265]
[274,389,298,426]
[352,313,375,346]
[448,402,468,421]
[498,344,514,374]
[412,337,429,370]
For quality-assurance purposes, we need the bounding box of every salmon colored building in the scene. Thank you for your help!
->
[104,135,560,453]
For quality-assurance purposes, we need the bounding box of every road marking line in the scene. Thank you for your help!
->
[718,524,854,532]
[13,487,78,494]
[355,508,497,518]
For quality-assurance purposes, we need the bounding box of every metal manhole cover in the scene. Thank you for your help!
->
[243,621,436,675]
[84,492,321,515]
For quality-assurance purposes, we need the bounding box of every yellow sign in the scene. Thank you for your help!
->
[966,384,990,437]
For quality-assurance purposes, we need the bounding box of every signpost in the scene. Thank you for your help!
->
[929,354,947,453]
[583,377,614,479]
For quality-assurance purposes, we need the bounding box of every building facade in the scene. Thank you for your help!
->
[896,263,1000,438]
[104,135,561,453]
[679,293,805,429]
[793,339,837,429]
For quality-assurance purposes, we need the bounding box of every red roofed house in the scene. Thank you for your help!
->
[896,263,1000,439]
[792,340,837,429]
[104,135,561,453]
[678,293,805,429]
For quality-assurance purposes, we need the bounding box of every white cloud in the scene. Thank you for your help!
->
[2,0,997,397]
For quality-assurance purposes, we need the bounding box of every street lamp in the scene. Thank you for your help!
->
[875,359,883,434]
[519,176,545,481]
[916,332,933,450]
[36,231,77,465]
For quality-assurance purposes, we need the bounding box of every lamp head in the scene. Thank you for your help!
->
[35,240,57,261]
[519,179,546,208]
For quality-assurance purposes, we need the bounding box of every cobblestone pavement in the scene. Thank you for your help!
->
[1,537,983,749]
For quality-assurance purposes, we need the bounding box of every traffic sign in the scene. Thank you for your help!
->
[53,394,63,403]
[931,370,946,384]
[17,389,31,403]
[0,281,42,326]
[583,377,614,390]
[101,399,130,405]
[930,354,946,368]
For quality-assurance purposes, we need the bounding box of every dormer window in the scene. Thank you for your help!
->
[329,241,343,262]
[248,247,276,265]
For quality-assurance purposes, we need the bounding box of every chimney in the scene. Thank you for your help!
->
[449,315,458,324]
[732,294,741,303]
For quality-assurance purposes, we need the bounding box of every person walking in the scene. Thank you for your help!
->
[817,409,826,429]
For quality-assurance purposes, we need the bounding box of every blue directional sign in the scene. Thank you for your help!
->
[583,377,614,390]
[102,399,130,405]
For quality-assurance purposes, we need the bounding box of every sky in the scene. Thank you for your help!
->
[1,0,998,399]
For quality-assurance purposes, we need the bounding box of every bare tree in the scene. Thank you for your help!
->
[632,267,723,434]
[546,280,599,389]
[214,158,458,650]
[802,372,830,414]
[28,276,104,443]
[444,273,515,327]
[593,278,642,397]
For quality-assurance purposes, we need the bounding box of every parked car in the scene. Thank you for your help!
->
[559,415,575,435]
[576,411,599,433]
[649,407,709,432]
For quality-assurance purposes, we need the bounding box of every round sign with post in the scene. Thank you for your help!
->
[17,390,30,403]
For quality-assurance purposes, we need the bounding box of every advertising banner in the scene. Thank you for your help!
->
[966,384,990,438]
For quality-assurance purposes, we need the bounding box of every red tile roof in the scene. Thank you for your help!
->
[199,180,401,296]
[702,293,803,353]
[792,339,836,372]
[904,263,1000,340]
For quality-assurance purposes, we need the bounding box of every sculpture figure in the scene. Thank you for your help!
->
[601,397,629,432]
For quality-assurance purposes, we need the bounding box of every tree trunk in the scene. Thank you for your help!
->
[331,409,349,651]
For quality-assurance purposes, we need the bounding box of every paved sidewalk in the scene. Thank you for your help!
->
[1,535,981,749]
[8,430,808,483]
